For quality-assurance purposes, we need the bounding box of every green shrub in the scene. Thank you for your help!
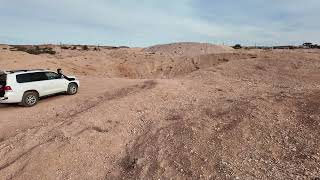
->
[233,44,242,49]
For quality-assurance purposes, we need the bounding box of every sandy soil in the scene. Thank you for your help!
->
[0,43,320,179]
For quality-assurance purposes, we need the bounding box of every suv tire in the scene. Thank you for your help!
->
[21,91,39,107]
[67,83,78,95]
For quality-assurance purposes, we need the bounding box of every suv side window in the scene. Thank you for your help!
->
[45,72,61,80]
[0,74,6,86]
[16,72,48,83]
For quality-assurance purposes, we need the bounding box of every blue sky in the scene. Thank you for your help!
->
[0,0,319,47]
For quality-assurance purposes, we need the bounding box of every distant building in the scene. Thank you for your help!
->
[302,42,313,48]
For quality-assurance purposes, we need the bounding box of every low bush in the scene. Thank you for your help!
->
[82,45,89,50]
[61,46,70,50]
[233,44,242,49]
[10,45,56,55]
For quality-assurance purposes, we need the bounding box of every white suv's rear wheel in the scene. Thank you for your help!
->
[21,91,39,107]
[67,83,78,95]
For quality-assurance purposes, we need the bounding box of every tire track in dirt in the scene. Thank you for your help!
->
[0,80,158,177]
[117,88,320,179]
[0,136,55,171]
[1,80,157,140]
[118,97,257,179]
[8,159,29,180]
[55,80,157,129]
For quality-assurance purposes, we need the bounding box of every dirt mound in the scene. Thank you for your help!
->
[144,42,234,56]
[112,52,254,79]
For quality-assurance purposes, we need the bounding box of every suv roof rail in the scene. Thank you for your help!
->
[7,69,49,73]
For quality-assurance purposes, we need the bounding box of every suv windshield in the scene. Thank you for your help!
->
[45,72,61,80]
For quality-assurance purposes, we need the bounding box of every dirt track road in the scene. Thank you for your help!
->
[0,76,166,179]
[0,77,143,138]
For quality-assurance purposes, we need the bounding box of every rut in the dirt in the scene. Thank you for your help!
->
[0,80,157,178]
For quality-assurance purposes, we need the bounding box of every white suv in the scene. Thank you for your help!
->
[0,69,80,107]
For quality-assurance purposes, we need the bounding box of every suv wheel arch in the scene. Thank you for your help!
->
[20,90,40,107]
[67,83,78,95]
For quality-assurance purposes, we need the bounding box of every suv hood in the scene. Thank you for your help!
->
[63,75,77,81]
[67,76,77,79]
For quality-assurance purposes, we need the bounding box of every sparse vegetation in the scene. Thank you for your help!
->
[233,44,242,49]
[119,46,130,49]
[54,45,130,51]
[61,46,71,50]
[10,45,56,55]
[82,45,89,51]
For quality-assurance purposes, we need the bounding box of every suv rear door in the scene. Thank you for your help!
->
[16,72,54,96]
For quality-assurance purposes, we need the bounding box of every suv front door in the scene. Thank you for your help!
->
[45,72,67,94]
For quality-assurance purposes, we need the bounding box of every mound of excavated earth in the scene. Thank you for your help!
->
[0,43,320,179]
[144,42,234,56]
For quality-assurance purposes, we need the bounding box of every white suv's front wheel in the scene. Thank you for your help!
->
[21,91,39,107]
[67,83,78,95]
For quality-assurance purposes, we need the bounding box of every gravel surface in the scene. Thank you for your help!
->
[0,44,319,179]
